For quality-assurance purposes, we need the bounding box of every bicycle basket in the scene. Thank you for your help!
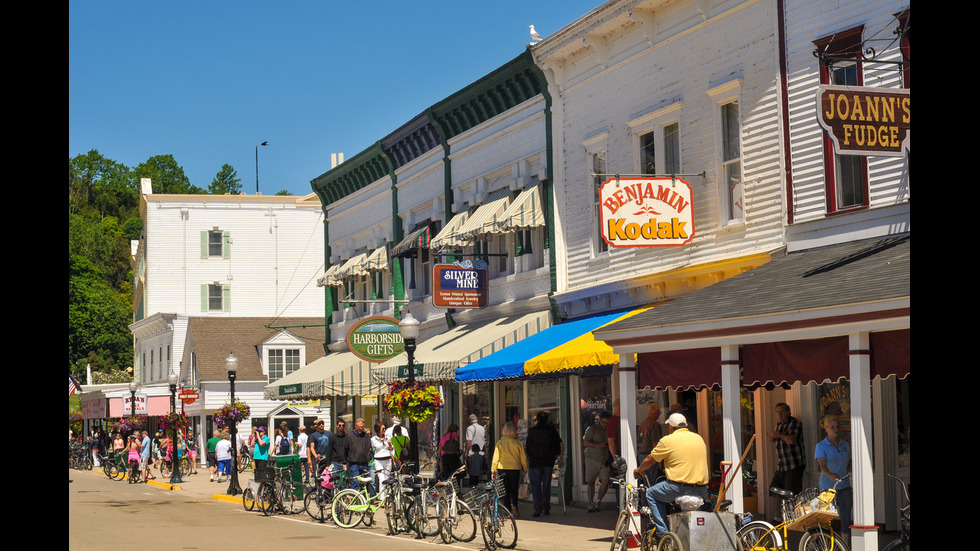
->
[783,487,838,531]
[492,474,507,499]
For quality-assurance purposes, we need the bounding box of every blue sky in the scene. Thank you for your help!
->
[70,1,600,197]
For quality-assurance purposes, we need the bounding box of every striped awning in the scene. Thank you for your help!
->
[495,178,544,232]
[391,226,430,258]
[316,264,344,288]
[337,253,369,280]
[430,210,471,250]
[372,310,551,384]
[363,245,389,272]
[263,351,382,400]
[457,187,513,241]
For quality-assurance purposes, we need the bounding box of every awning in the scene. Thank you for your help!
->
[456,187,513,240]
[391,226,430,258]
[363,245,389,272]
[263,351,382,400]
[372,310,551,384]
[316,264,343,287]
[455,305,655,382]
[430,210,471,250]
[337,253,369,280]
[638,347,723,391]
[495,178,545,232]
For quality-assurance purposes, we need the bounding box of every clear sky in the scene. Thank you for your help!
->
[69,1,601,197]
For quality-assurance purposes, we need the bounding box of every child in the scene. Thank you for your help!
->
[467,444,483,487]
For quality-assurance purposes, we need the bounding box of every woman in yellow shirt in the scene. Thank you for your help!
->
[491,423,528,517]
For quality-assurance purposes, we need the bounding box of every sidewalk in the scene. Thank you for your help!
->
[144,469,621,551]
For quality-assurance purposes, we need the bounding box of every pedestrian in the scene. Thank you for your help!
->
[606,400,622,462]
[465,413,486,473]
[467,444,483,487]
[583,411,612,512]
[140,430,154,482]
[344,418,375,496]
[253,427,270,474]
[816,415,851,547]
[280,421,294,451]
[384,416,403,440]
[206,429,221,482]
[307,419,334,482]
[438,423,462,480]
[215,432,232,483]
[126,435,142,480]
[637,403,663,481]
[331,419,348,476]
[525,412,564,517]
[390,424,410,474]
[185,430,198,475]
[491,423,528,519]
[769,403,805,496]
[372,421,392,489]
[296,425,309,483]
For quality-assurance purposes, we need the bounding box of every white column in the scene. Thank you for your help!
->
[849,332,877,551]
[720,345,743,512]
[618,354,638,476]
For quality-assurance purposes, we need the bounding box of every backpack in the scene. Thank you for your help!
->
[443,433,460,455]
[279,435,291,455]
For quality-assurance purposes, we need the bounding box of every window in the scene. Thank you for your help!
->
[592,151,608,254]
[721,102,744,222]
[201,229,231,258]
[815,27,869,213]
[208,230,222,256]
[268,348,300,383]
[639,122,681,177]
[202,283,229,312]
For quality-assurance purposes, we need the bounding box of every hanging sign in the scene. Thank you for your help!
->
[178,389,199,405]
[346,316,405,363]
[816,85,910,156]
[599,177,695,248]
[124,393,147,414]
[433,260,489,309]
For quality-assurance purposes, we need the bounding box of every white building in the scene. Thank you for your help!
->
[128,181,330,441]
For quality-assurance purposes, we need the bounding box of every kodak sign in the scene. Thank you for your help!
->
[599,177,695,248]
[817,85,910,157]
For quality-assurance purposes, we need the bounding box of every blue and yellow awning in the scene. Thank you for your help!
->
[454,305,656,382]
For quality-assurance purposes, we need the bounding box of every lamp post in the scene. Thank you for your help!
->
[255,141,268,194]
[225,352,242,495]
[129,381,138,417]
[398,311,421,473]
[168,373,183,484]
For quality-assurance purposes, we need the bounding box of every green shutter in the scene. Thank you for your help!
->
[223,285,231,312]
[201,231,208,259]
[201,284,208,311]
[223,232,232,259]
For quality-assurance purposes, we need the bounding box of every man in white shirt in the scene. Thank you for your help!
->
[465,414,486,458]
[296,425,309,483]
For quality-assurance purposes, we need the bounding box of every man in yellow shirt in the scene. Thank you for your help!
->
[632,413,708,537]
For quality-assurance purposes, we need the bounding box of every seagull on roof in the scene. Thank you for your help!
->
[529,25,542,44]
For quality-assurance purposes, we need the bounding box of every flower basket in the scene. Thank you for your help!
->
[214,401,251,429]
[119,415,147,434]
[384,381,443,423]
[159,412,189,433]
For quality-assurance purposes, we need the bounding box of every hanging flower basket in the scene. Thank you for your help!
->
[159,412,189,433]
[119,415,147,434]
[69,412,83,437]
[384,381,443,423]
[213,401,251,429]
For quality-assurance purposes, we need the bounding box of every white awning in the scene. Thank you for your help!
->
[316,264,343,287]
[456,187,513,241]
[495,178,544,232]
[263,351,382,400]
[363,245,389,272]
[429,210,471,250]
[337,253,369,280]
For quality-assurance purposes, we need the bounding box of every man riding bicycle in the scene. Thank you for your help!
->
[632,413,708,540]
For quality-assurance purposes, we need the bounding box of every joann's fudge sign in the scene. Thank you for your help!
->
[433,260,489,309]
[599,177,695,248]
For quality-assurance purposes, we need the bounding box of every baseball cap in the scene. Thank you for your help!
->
[666,413,688,427]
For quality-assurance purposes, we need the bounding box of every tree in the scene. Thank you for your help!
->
[208,164,242,195]
[69,149,136,218]
[134,154,204,194]
[275,189,293,196]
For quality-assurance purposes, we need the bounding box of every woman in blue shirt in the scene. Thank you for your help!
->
[815,415,851,546]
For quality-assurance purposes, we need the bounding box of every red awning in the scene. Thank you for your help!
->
[638,348,721,390]
[743,336,849,388]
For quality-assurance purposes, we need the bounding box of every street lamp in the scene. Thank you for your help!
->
[168,373,183,484]
[225,352,242,495]
[129,381,138,417]
[398,311,421,473]
[255,141,268,194]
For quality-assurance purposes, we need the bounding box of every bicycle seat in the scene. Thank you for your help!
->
[475,482,493,492]
[356,475,373,483]
[769,487,794,499]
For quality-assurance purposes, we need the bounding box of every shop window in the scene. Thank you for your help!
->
[528,379,561,433]
[579,375,612,484]
[501,381,526,444]
[706,388,759,501]
[814,27,869,213]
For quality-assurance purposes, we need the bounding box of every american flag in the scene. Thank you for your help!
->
[69,375,79,397]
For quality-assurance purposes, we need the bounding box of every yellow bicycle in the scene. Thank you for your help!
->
[739,476,850,551]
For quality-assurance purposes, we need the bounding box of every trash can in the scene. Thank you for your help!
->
[273,454,303,499]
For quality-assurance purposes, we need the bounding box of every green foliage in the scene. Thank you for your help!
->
[275,189,293,196]
[208,164,242,195]
[134,154,204,195]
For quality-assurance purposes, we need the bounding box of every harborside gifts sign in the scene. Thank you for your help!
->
[433,260,489,309]
[599,177,695,248]
[346,316,405,363]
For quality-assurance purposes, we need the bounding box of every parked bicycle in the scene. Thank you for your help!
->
[255,466,303,516]
[463,474,516,550]
[303,461,347,523]
[738,475,850,551]
[332,470,405,529]
[881,474,909,551]
[609,463,653,551]
[434,465,478,544]
[383,462,418,536]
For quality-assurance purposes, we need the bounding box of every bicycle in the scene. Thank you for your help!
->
[332,469,404,529]
[467,474,517,550]
[238,446,251,473]
[738,475,850,551]
[303,463,348,523]
[258,466,303,516]
[435,465,478,544]
[881,474,909,551]
[609,466,653,551]
[406,478,441,538]
[98,451,125,480]
[384,462,418,536]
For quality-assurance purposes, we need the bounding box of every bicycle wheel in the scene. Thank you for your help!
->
[441,496,477,543]
[111,463,126,481]
[385,492,408,535]
[283,485,303,514]
[493,503,518,549]
[799,528,849,551]
[305,489,329,522]
[610,511,629,551]
[332,489,366,528]
[640,529,658,551]
[243,487,257,511]
[258,483,276,516]
[739,520,783,550]
[410,490,441,538]
[881,539,907,551]
[657,532,683,551]
[480,503,499,551]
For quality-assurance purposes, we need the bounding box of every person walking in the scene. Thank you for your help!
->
[525,412,564,517]
[390,425,410,473]
[491,423,528,519]
[296,425,309,483]
[215,432,233,483]
[140,430,154,482]
[372,421,392,489]
[816,415,851,547]
[344,418,375,496]
[439,423,462,480]
[206,430,221,482]
[583,412,612,512]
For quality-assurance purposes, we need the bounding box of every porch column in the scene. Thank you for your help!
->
[849,332,877,551]
[618,354,638,476]
[720,345,743,512]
